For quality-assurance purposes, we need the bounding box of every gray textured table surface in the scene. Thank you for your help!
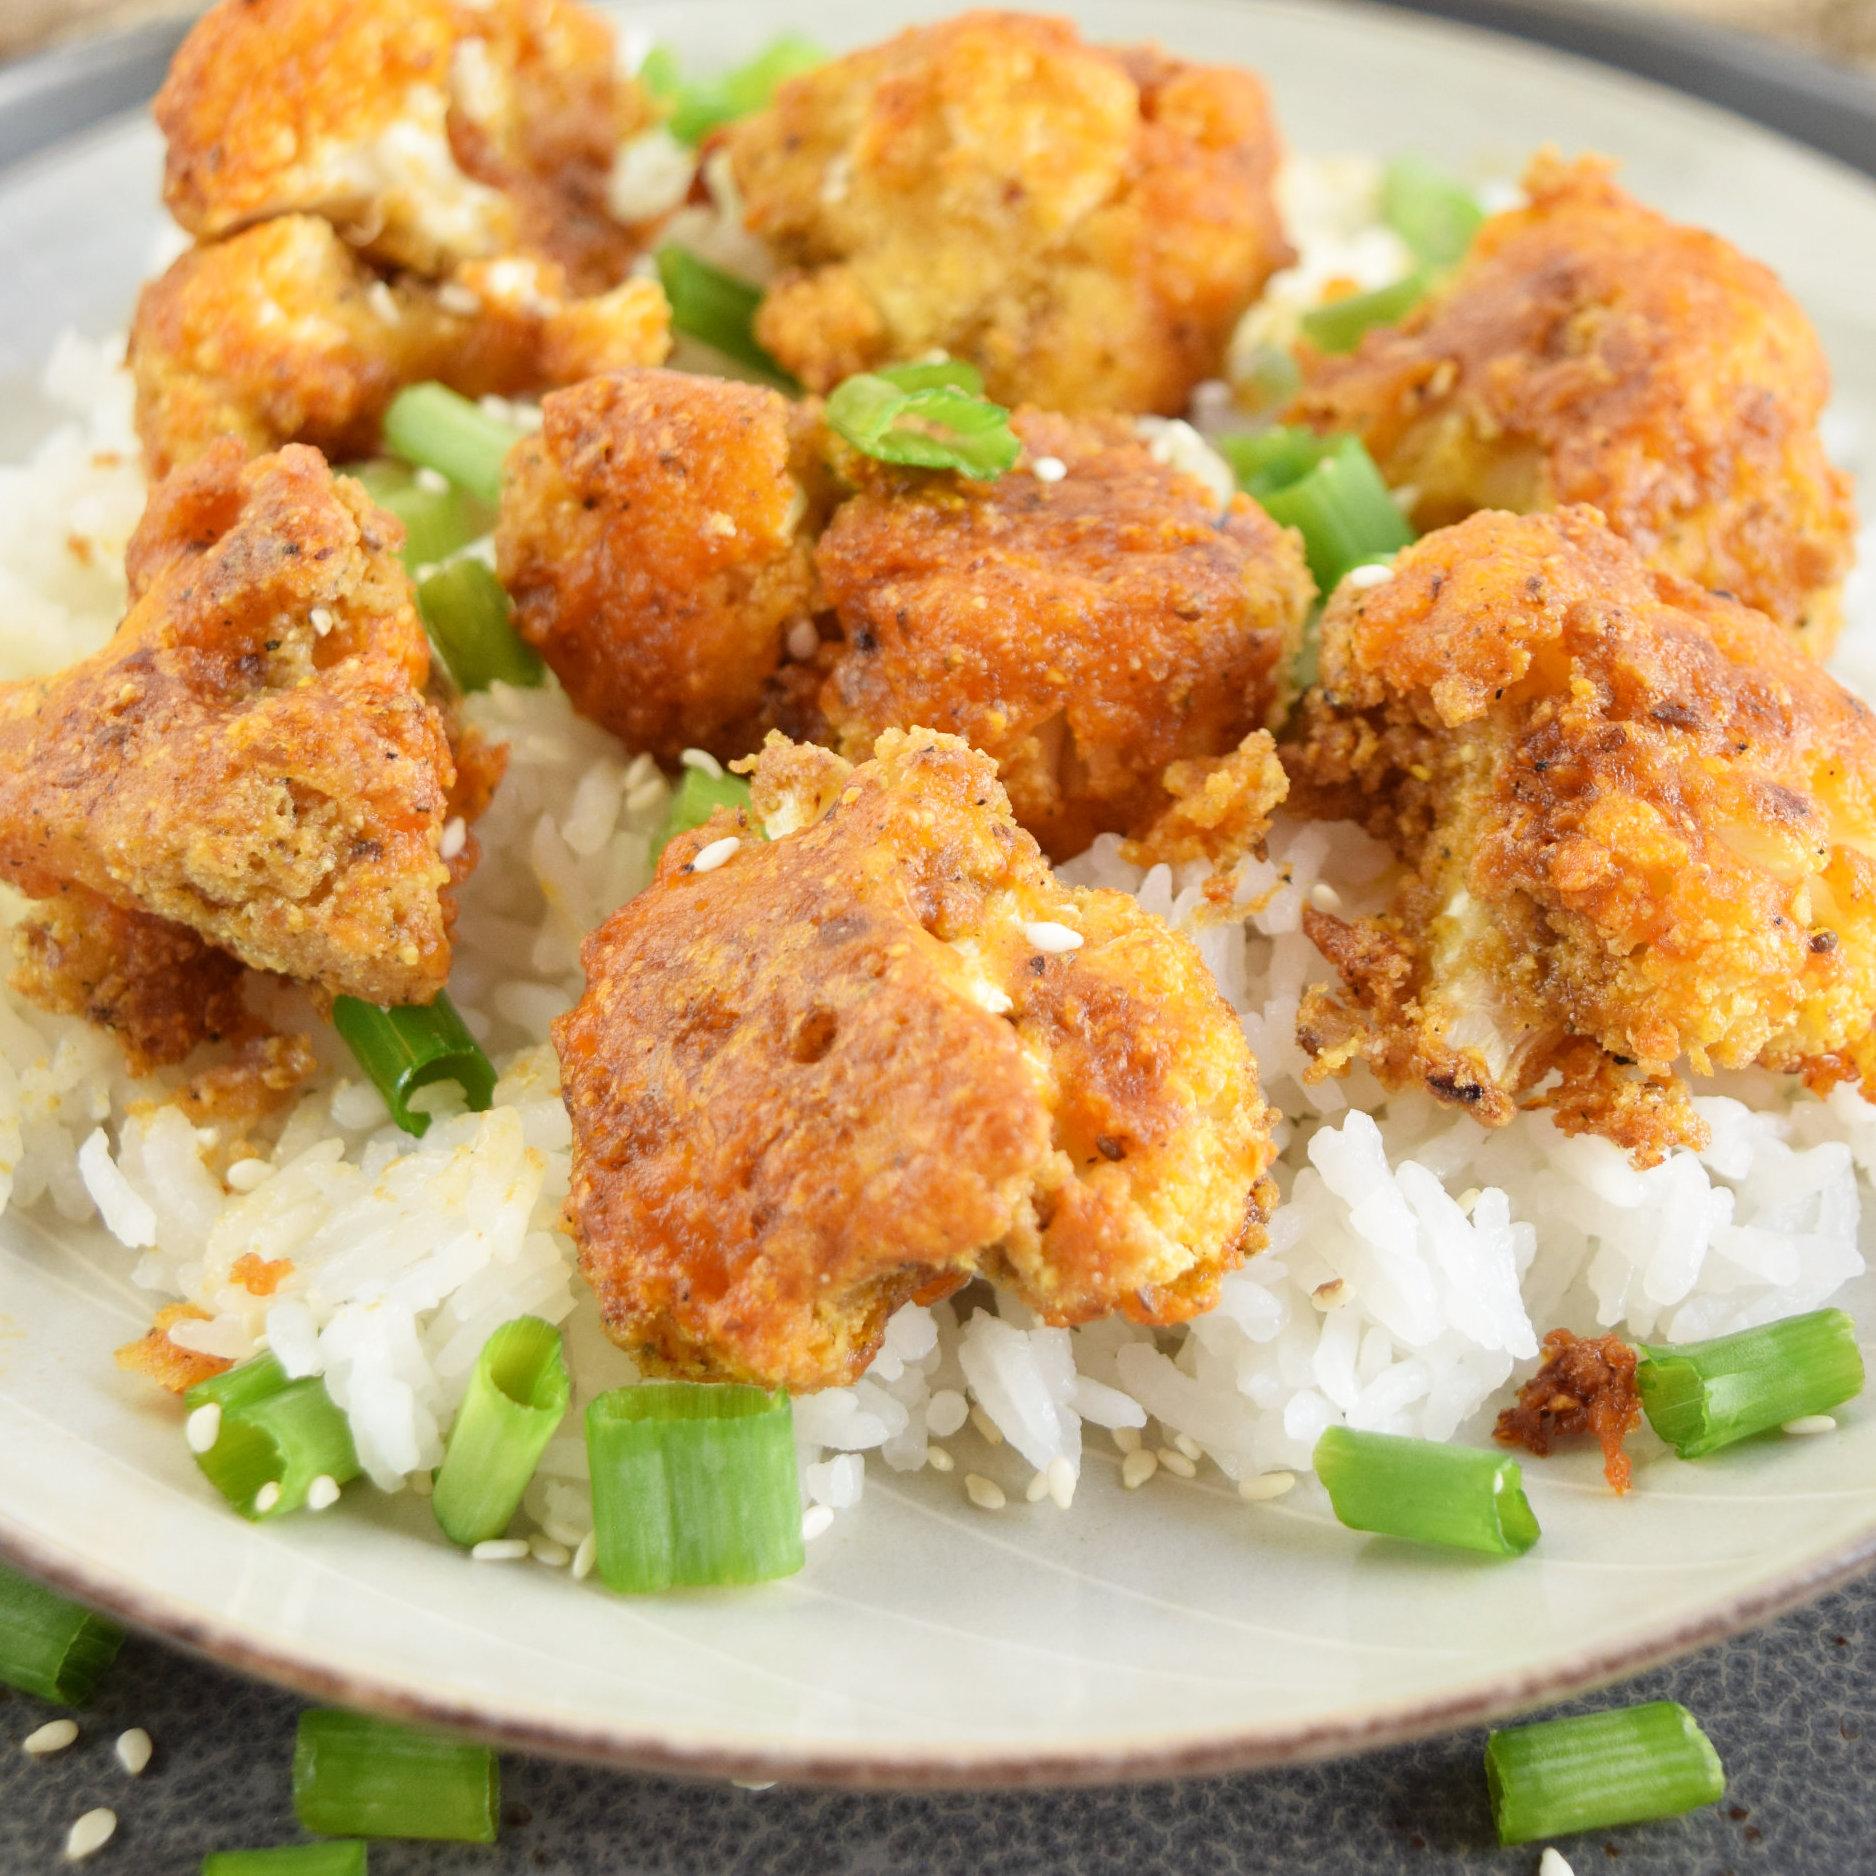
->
[1,1575,1872,1874]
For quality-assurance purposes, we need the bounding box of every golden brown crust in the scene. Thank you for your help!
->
[554,727,1278,1390]
[1493,1327,1641,1495]
[115,1303,230,1395]
[727,11,1289,414]
[0,441,461,1008]
[1289,153,1855,648]
[1120,731,1290,873]
[167,1033,319,1166]
[1291,505,1876,1161]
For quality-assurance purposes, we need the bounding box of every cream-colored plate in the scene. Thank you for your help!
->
[5,0,1876,1790]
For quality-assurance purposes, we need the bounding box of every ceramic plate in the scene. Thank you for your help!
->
[5,0,1876,1790]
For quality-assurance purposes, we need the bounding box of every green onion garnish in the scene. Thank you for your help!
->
[202,1845,368,1875]
[825,366,1020,481]
[1485,1701,1725,1844]
[1299,272,1430,355]
[431,1316,571,1547]
[0,1563,124,1705]
[190,1376,361,1522]
[331,992,496,1140]
[1314,1426,1540,1556]
[586,1383,805,1593]
[1224,428,1414,594]
[344,461,485,572]
[292,1711,498,1844]
[184,1351,292,1415]
[642,34,824,145]
[650,765,756,865]
[1221,426,1336,503]
[1381,154,1485,269]
[1637,1308,1864,1459]
[381,384,520,507]
[415,558,544,693]
[655,247,795,387]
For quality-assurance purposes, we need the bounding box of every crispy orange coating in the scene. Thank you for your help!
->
[115,1303,230,1395]
[726,11,1289,414]
[1289,154,1855,648]
[129,216,670,478]
[156,0,656,285]
[496,368,819,762]
[0,442,462,1009]
[554,728,1279,1391]
[818,409,1312,857]
[1291,506,1876,1163]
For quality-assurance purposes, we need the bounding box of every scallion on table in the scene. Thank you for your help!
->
[1298,271,1430,355]
[1636,1307,1864,1459]
[0,1562,123,1704]
[201,1844,368,1875]
[641,34,824,145]
[586,1382,804,1593]
[1381,154,1485,269]
[1313,1426,1540,1557]
[189,1376,360,1522]
[432,1316,571,1547]
[1485,1701,1725,1844]
[650,766,756,865]
[292,1711,499,1844]
[1223,429,1413,594]
[825,360,1020,480]
[344,461,485,572]
[656,247,795,386]
[381,384,521,507]
[416,558,544,693]
[330,992,496,1140]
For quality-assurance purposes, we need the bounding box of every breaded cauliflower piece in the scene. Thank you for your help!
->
[0,442,464,1010]
[1290,506,1876,1164]
[725,11,1289,414]
[1289,154,1855,649]
[497,368,821,762]
[130,217,671,480]
[817,409,1312,857]
[156,0,656,286]
[555,727,1279,1391]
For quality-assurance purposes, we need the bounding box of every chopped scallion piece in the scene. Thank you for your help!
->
[202,1844,369,1875]
[1381,154,1485,269]
[1485,1701,1725,1844]
[344,461,485,572]
[381,384,520,506]
[191,1376,360,1522]
[184,1351,291,1416]
[826,370,1020,480]
[1299,272,1430,355]
[655,247,794,387]
[331,993,496,1140]
[1314,1426,1540,1556]
[1637,1308,1864,1459]
[1219,426,1335,504]
[432,1317,571,1547]
[0,1563,124,1705]
[416,559,543,693]
[874,358,986,395]
[292,1711,498,1844]
[1232,430,1413,594]
[650,766,756,866]
[644,35,824,145]
[586,1382,804,1592]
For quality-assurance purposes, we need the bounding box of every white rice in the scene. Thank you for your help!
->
[0,158,1870,1553]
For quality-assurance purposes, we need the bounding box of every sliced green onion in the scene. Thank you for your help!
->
[1314,1426,1540,1556]
[655,247,794,387]
[825,370,1020,480]
[1485,1701,1725,1844]
[416,558,543,693]
[1299,271,1430,355]
[1637,1308,1864,1459]
[586,1383,804,1593]
[381,384,520,507]
[1382,154,1485,269]
[644,35,824,145]
[292,1711,498,1844]
[1237,431,1414,594]
[1234,342,1302,416]
[202,1845,368,1875]
[331,992,496,1140]
[344,461,485,572]
[192,1377,360,1522]
[431,1317,571,1547]
[184,1351,291,1416]
[1219,426,1335,503]
[874,358,985,394]
[650,765,755,865]
[0,1563,124,1705]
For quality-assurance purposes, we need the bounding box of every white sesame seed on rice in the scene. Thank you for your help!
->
[680,747,724,778]
[964,1473,1006,1510]
[1157,1447,1198,1479]
[925,1444,955,1473]
[572,1533,598,1581]
[801,1505,835,1542]
[1784,1414,1839,1436]
[472,1538,530,1562]
[1239,1471,1298,1503]
[530,1535,571,1567]
[1121,1449,1159,1490]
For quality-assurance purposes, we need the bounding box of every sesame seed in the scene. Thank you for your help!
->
[1238,1471,1297,1502]
[65,1809,116,1861]
[439,816,467,861]
[1344,561,1394,591]
[472,1538,530,1562]
[571,1532,598,1580]
[964,1473,1006,1510]
[1784,1414,1838,1436]
[786,620,820,661]
[252,1480,282,1514]
[24,1720,78,1757]
[1307,881,1343,912]
[925,1443,955,1472]
[1120,1449,1159,1490]
[968,1403,1004,1446]
[1537,1851,1576,1876]
[541,1518,586,1550]
[1157,1447,1197,1479]
[224,1158,271,1193]
[114,1729,153,1777]
[1045,1456,1076,1509]
[367,281,401,324]
[680,747,724,777]
[970,980,1013,1016]
[1022,920,1082,954]
[1031,455,1067,483]
[1025,1470,1050,1503]
[309,606,335,636]
[438,282,481,316]
[1172,1432,1203,1462]
[733,1778,777,1792]
[801,1505,835,1542]
[414,466,449,494]
[529,1535,570,1567]
[185,1403,222,1454]
[305,1474,341,1512]
[689,835,741,873]
[1112,1425,1142,1454]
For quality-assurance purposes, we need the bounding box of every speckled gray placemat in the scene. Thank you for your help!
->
[1,1573,1870,1874]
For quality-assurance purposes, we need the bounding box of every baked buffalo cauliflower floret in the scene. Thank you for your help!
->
[0,441,466,1011]
[1288,154,1855,649]
[724,10,1290,414]
[554,727,1280,1391]
[1290,505,1876,1165]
